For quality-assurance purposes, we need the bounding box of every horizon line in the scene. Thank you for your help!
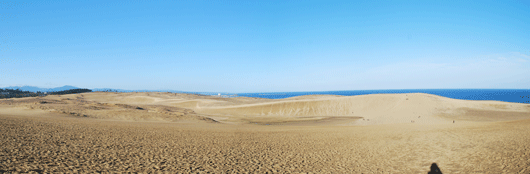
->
[3,85,530,94]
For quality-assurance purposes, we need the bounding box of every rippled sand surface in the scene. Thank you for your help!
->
[1,92,530,173]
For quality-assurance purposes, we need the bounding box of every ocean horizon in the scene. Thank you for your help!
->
[231,89,530,104]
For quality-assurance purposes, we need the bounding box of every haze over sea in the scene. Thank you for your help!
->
[232,89,530,103]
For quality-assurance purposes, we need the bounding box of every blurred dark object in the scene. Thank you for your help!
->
[428,163,442,174]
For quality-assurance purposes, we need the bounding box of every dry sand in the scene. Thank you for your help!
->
[1,92,530,173]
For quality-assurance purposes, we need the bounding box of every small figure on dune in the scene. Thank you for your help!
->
[453,120,455,123]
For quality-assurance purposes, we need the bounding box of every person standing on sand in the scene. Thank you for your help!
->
[453,120,455,123]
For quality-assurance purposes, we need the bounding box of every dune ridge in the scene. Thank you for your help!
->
[4,92,528,125]
[192,93,530,125]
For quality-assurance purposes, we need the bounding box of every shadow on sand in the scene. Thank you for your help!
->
[428,163,442,174]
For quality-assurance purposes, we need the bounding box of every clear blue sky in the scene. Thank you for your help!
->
[1,0,529,93]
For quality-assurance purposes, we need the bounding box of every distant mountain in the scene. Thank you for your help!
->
[3,85,80,92]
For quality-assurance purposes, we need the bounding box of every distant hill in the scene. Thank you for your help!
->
[3,85,80,92]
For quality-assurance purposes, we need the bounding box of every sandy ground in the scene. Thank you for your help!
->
[1,92,530,173]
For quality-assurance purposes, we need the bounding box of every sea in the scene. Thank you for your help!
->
[230,89,530,104]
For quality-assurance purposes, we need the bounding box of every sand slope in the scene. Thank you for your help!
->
[191,93,530,125]
[1,92,530,173]
[0,94,217,123]
[1,106,530,173]
[28,92,527,125]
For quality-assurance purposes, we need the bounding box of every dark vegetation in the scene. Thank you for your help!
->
[0,88,92,99]
[48,89,92,95]
[0,89,43,99]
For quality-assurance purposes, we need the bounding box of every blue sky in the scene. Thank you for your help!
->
[1,0,529,93]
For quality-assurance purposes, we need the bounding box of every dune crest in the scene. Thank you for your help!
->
[193,93,530,125]
[2,92,528,125]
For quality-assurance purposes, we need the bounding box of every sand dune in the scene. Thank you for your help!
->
[192,93,530,125]
[1,92,530,173]
[0,94,216,123]
[37,92,528,125]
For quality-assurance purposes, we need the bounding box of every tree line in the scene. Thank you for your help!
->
[0,88,92,99]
